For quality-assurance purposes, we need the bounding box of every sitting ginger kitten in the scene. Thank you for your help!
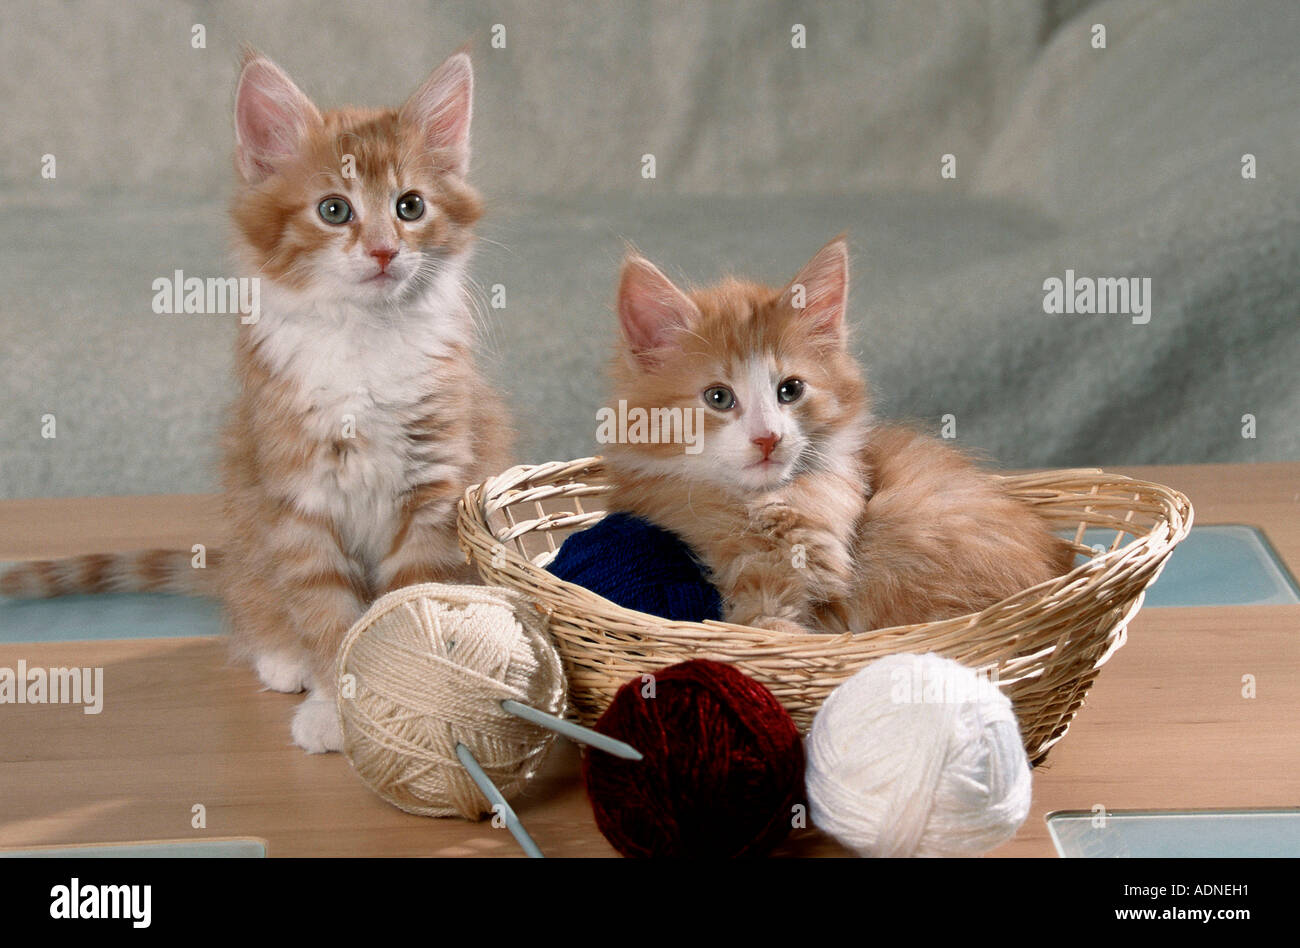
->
[603,237,1073,634]
[0,53,511,755]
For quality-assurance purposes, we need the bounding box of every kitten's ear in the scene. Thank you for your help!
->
[781,237,849,343]
[234,53,322,184]
[617,255,700,362]
[401,52,473,176]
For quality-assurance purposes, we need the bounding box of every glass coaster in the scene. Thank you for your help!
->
[0,838,265,858]
[1047,808,1300,857]
[1068,524,1299,607]
[0,586,224,644]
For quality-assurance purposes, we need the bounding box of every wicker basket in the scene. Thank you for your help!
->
[457,457,1192,764]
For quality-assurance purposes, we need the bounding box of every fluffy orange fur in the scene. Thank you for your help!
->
[218,332,510,676]
[220,50,512,723]
[605,238,1073,634]
[0,53,512,755]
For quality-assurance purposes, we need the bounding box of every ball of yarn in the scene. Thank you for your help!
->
[583,659,804,858]
[337,583,566,819]
[805,652,1032,857]
[547,513,723,622]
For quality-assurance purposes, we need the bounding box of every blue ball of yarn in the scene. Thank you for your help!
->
[547,513,723,622]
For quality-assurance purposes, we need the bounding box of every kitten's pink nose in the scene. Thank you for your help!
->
[369,247,398,272]
[752,432,781,460]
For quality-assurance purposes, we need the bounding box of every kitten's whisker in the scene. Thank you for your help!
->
[458,274,505,358]
[473,234,514,255]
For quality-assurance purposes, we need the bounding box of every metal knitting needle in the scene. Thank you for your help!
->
[454,742,544,859]
[500,699,643,761]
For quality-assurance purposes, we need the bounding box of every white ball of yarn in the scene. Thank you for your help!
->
[337,583,566,819]
[805,652,1032,857]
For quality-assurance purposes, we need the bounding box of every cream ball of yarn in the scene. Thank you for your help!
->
[805,652,1032,857]
[337,583,566,819]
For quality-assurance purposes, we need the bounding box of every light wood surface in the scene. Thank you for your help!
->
[0,462,1296,857]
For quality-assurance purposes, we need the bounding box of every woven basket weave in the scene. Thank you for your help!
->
[457,457,1192,764]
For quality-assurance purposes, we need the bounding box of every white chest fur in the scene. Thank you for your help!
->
[247,281,471,563]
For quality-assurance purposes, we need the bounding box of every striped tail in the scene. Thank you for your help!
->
[0,549,221,599]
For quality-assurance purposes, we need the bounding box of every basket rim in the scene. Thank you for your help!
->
[457,456,1195,643]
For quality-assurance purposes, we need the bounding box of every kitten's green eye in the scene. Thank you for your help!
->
[396,192,425,221]
[703,386,736,411]
[777,378,805,404]
[317,197,352,225]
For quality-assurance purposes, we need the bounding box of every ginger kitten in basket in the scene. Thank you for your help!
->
[603,238,1073,634]
[1,52,511,753]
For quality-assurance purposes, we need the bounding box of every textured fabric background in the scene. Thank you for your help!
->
[1,0,1296,498]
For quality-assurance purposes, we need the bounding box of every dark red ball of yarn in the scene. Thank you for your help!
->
[582,659,805,858]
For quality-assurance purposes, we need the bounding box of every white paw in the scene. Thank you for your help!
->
[748,616,811,636]
[254,651,313,694]
[291,695,343,754]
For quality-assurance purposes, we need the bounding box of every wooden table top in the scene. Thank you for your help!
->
[1,462,1297,857]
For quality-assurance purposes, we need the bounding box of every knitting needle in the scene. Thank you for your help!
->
[454,742,544,859]
[500,699,643,761]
